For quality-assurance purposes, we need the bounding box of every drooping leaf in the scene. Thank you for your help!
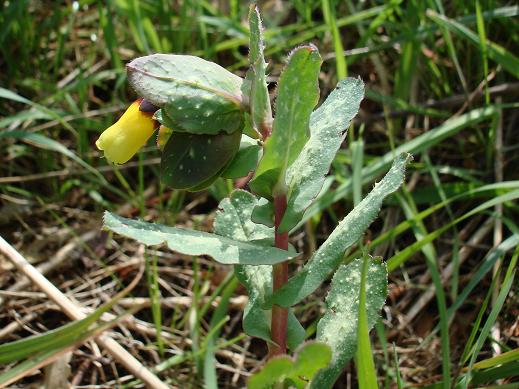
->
[243,4,273,137]
[127,54,244,135]
[221,135,262,179]
[270,154,410,307]
[214,191,305,350]
[279,78,365,232]
[104,211,295,266]
[160,130,241,190]
[309,258,387,388]
[250,46,322,199]
[249,342,332,389]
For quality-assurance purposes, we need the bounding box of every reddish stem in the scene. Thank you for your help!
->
[269,194,289,358]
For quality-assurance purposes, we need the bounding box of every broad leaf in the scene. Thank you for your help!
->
[310,258,387,388]
[127,54,244,135]
[221,135,262,179]
[249,342,332,389]
[243,4,272,137]
[250,46,322,199]
[161,94,244,135]
[104,211,295,266]
[270,154,410,307]
[279,78,365,232]
[160,130,241,190]
[214,191,305,350]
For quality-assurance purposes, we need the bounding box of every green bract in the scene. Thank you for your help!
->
[127,53,249,189]
[160,131,241,191]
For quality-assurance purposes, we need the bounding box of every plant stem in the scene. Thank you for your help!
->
[269,194,289,358]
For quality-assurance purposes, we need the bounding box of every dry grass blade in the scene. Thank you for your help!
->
[0,235,169,389]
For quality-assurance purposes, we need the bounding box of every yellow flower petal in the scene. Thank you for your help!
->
[96,100,158,164]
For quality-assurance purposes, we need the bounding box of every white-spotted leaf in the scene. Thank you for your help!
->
[310,258,387,388]
[214,190,305,350]
[250,46,322,199]
[279,78,365,232]
[270,154,410,307]
[104,211,295,266]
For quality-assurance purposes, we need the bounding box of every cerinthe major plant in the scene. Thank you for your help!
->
[98,6,411,388]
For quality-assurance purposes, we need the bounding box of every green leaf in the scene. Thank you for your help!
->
[251,197,275,228]
[300,106,498,229]
[244,4,272,137]
[473,348,519,370]
[0,273,138,386]
[249,342,332,389]
[356,255,379,389]
[0,130,105,183]
[270,154,410,307]
[160,130,241,190]
[426,10,519,79]
[0,296,118,364]
[214,190,273,244]
[214,191,305,350]
[127,54,244,135]
[221,134,262,179]
[310,258,388,388]
[0,88,74,133]
[279,78,365,232]
[104,211,296,266]
[250,46,322,199]
[161,94,244,135]
[471,361,519,385]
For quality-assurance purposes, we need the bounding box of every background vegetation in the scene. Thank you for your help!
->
[0,0,518,387]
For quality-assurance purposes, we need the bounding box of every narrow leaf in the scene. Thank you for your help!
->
[279,78,365,232]
[310,258,388,388]
[245,4,273,137]
[301,106,498,227]
[0,130,105,182]
[356,255,379,389]
[426,10,519,79]
[271,154,410,307]
[104,211,296,266]
[250,46,322,199]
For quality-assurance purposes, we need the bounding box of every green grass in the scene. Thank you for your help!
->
[1,1,518,387]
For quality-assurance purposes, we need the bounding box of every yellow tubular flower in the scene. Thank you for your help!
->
[96,100,158,164]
